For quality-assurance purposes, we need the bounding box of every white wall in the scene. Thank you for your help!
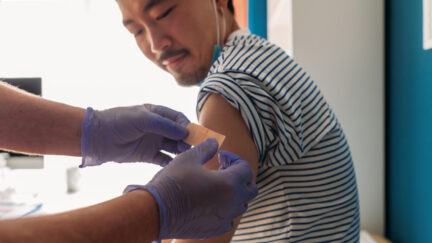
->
[0,0,199,115]
[267,0,293,56]
[289,0,385,234]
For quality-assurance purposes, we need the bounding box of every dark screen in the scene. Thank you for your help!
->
[1,78,42,96]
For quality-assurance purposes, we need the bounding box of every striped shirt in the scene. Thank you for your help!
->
[197,29,360,242]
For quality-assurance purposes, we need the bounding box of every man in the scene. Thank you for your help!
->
[0,81,258,242]
[117,0,360,242]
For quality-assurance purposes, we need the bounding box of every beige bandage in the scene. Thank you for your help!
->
[183,123,226,149]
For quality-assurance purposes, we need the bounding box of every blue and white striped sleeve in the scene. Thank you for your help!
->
[197,73,268,163]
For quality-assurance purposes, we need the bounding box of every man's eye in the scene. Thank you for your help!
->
[156,7,174,20]
[134,29,143,37]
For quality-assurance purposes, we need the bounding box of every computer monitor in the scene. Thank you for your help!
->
[0,78,44,169]
[1,78,42,96]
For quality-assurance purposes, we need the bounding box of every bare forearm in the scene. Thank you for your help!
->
[0,190,159,243]
[0,81,84,156]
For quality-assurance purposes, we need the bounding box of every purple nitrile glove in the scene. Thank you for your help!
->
[124,139,258,240]
[80,104,190,168]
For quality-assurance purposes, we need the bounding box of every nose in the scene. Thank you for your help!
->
[147,26,171,54]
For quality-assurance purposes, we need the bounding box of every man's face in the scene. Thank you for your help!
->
[118,0,218,86]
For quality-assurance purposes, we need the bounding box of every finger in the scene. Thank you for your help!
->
[220,156,254,184]
[218,151,230,170]
[161,138,182,154]
[220,221,234,236]
[173,111,190,128]
[245,182,259,202]
[238,203,249,216]
[177,141,191,153]
[144,104,190,127]
[161,139,191,154]
[218,150,243,170]
[150,152,173,167]
[231,202,248,221]
[235,183,258,212]
[143,111,189,140]
[180,138,218,165]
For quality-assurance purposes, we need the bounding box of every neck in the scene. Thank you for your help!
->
[222,16,240,45]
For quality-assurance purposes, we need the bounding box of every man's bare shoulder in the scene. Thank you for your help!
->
[199,93,258,176]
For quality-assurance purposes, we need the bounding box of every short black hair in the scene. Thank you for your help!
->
[228,0,234,14]
[116,0,235,14]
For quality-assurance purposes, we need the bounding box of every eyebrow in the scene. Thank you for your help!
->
[122,0,167,27]
[144,0,166,12]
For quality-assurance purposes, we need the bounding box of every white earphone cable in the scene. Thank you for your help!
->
[221,8,226,45]
[212,0,220,47]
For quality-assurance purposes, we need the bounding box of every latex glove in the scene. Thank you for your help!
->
[124,139,258,240]
[80,104,190,167]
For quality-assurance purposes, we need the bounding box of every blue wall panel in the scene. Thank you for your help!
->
[248,0,267,39]
[387,0,432,242]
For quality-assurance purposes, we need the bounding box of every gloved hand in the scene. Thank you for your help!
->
[124,139,258,240]
[80,104,190,168]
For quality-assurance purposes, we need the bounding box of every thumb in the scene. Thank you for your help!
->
[144,104,190,127]
[182,138,219,165]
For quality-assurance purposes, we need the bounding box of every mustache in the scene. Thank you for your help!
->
[158,49,189,65]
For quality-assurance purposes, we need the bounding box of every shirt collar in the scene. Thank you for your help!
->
[226,28,251,44]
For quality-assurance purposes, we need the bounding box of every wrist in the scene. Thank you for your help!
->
[124,173,185,240]
[129,190,160,240]
[124,184,166,241]
[80,107,98,168]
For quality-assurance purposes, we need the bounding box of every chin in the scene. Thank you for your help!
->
[176,80,198,87]
[174,67,209,87]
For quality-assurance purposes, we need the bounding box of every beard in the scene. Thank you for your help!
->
[157,49,211,87]
[174,66,210,87]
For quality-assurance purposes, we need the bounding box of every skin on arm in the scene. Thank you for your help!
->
[0,190,160,243]
[164,93,259,243]
[0,81,84,156]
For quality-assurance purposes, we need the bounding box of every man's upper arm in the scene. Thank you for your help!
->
[170,93,259,243]
[198,93,259,175]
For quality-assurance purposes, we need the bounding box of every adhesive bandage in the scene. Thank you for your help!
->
[183,123,226,149]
